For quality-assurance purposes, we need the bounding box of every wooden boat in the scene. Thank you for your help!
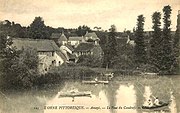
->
[82,80,109,84]
[58,90,91,98]
[142,101,169,110]
[140,72,158,75]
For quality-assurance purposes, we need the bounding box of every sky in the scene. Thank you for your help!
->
[0,0,179,31]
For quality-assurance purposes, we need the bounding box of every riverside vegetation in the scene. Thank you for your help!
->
[0,5,179,91]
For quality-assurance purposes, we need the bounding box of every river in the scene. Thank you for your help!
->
[0,75,180,113]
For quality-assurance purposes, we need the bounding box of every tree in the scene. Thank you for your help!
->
[134,15,146,66]
[10,47,39,88]
[160,5,175,74]
[173,11,180,74]
[150,12,162,72]
[0,34,19,89]
[76,25,91,36]
[77,55,102,67]
[103,25,117,68]
[28,17,49,39]
[0,34,39,89]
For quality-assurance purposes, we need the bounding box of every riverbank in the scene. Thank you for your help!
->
[0,65,179,92]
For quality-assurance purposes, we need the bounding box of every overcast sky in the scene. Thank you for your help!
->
[0,0,179,31]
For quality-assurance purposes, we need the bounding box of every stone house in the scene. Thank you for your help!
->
[12,38,67,74]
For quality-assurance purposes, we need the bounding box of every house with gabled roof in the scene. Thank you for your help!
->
[84,32,100,45]
[60,44,77,63]
[12,38,67,74]
[50,32,68,46]
[68,36,84,48]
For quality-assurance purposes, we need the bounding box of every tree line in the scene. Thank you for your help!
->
[0,17,92,39]
[103,5,179,75]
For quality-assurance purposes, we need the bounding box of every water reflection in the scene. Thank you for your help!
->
[169,91,177,113]
[115,84,136,113]
[143,86,152,106]
[0,75,179,113]
[44,89,109,113]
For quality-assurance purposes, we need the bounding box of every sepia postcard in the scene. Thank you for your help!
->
[0,0,179,113]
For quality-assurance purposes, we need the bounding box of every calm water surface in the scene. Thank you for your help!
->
[0,75,180,113]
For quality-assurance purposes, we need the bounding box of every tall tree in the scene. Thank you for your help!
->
[28,17,49,39]
[103,25,117,68]
[134,15,146,66]
[173,11,180,74]
[150,12,162,72]
[160,5,175,74]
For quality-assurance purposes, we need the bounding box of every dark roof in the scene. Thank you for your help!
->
[12,38,60,52]
[74,43,95,52]
[84,32,100,40]
[69,36,83,41]
[51,33,67,41]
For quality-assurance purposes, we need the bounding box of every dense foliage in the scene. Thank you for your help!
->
[28,17,50,39]
[173,12,180,74]
[150,12,162,72]
[76,25,91,36]
[0,34,39,90]
[77,55,103,67]
[103,25,118,68]
[134,15,146,66]
[160,5,175,74]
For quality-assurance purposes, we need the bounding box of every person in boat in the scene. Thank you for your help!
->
[154,97,160,106]
[147,99,153,107]
[94,77,98,82]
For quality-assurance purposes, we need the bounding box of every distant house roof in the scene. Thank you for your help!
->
[68,36,83,41]
[51,33,67,41]
[12,38,60,52]
[84,32,100,40]
[74,43,95,52]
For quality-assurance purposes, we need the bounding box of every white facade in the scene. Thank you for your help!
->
[38,51,65,74]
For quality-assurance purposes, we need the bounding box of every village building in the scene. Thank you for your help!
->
[12,38,67,74]
[50,31,104,63]
[84,32,100,45]
[60,44,77,63]
[50,32,68,46]
[73,42,103,59]
[68,36,84,48]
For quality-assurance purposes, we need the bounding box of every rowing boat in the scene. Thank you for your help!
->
[82,80,109,84]
[58,91,91,98]
[142,102,169,110]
